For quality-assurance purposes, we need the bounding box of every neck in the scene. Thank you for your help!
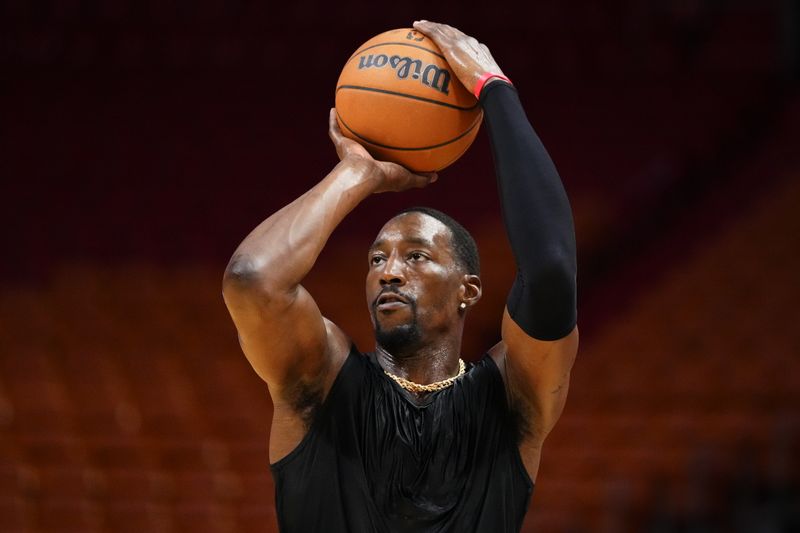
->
[376,333,463,385]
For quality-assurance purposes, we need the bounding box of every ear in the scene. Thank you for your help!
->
[459,274,482,310]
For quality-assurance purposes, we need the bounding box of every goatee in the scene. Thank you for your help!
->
[375,320,421,355]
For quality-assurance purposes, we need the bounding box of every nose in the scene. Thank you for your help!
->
[379,253,406,286]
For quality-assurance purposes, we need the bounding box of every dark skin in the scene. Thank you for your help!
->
[222,21,578,484]
[367,212,482,383]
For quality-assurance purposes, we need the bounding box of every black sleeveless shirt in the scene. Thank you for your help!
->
[270,348,534,532]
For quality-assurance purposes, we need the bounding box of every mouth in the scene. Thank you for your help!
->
[375,292,409,311]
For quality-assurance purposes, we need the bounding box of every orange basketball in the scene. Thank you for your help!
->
[335,28,483,172]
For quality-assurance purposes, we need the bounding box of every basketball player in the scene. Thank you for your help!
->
[223,21,578,532]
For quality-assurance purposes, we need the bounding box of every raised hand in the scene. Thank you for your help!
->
[412,20,506,97]
[328,108,437,193]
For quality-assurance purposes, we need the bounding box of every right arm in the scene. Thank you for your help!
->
[222,110,436,416]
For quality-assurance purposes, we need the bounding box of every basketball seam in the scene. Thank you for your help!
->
[347,42,446,63]
[436,140,473,170]
[336,111,482,151]
[336,85,480,112]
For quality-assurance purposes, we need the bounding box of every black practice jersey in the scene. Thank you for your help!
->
[270,347,533,532]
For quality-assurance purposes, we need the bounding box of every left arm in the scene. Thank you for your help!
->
[482,80,578,438]
[414,21,578,480]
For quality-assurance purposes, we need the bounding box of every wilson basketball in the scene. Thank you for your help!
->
[335,28,483,172]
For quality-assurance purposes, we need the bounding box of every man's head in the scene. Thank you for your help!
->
[366,207,482,355]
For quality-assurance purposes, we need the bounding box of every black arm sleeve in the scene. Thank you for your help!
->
[481,81,577,341]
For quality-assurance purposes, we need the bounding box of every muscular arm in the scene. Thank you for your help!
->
[483,82,577,341]
[482,80,579,443]
[414,21,579,479]
[223,110,435,407]
[223,157,376,394]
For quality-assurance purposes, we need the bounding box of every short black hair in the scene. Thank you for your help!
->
[395,206,480,275]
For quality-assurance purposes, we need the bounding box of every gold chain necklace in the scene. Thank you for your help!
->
[383,359,466,393]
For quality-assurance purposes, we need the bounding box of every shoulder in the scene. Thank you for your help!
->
[485,341,536,435]
[268,334,369,464]
[461,353,519,420]
[486,341,510,386]
[318,320,374,397]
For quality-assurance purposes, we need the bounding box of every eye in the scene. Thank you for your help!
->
[370,255,385,266]
[409,252,428,262]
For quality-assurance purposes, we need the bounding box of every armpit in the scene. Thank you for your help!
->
[508,394,538,445]
[282,378,325,430]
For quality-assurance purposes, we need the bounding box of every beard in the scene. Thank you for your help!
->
[373,300,422,355]
[375,319,422,355]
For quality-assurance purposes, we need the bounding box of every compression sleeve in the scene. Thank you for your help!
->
[481,81,577,341]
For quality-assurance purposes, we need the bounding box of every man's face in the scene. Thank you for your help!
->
[366,212,465,353]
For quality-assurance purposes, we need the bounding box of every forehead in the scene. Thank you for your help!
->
[370,212,453,249]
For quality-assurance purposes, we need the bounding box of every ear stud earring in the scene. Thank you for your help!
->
[459,302,467,310]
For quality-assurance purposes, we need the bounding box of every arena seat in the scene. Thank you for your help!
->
[1,3,796,531]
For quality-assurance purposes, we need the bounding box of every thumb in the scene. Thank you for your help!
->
[407,170,439,189]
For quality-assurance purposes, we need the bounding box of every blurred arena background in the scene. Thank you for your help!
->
[1,0,799,531]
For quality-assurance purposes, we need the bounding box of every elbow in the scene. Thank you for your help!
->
[222,254,295,309]
[528,249,576,294]
[222,255,283,311]
[223,254,269,293]
[533,259,577,319]
[510,255,577,340]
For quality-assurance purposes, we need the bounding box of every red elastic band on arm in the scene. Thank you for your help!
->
[473,72,513,99]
